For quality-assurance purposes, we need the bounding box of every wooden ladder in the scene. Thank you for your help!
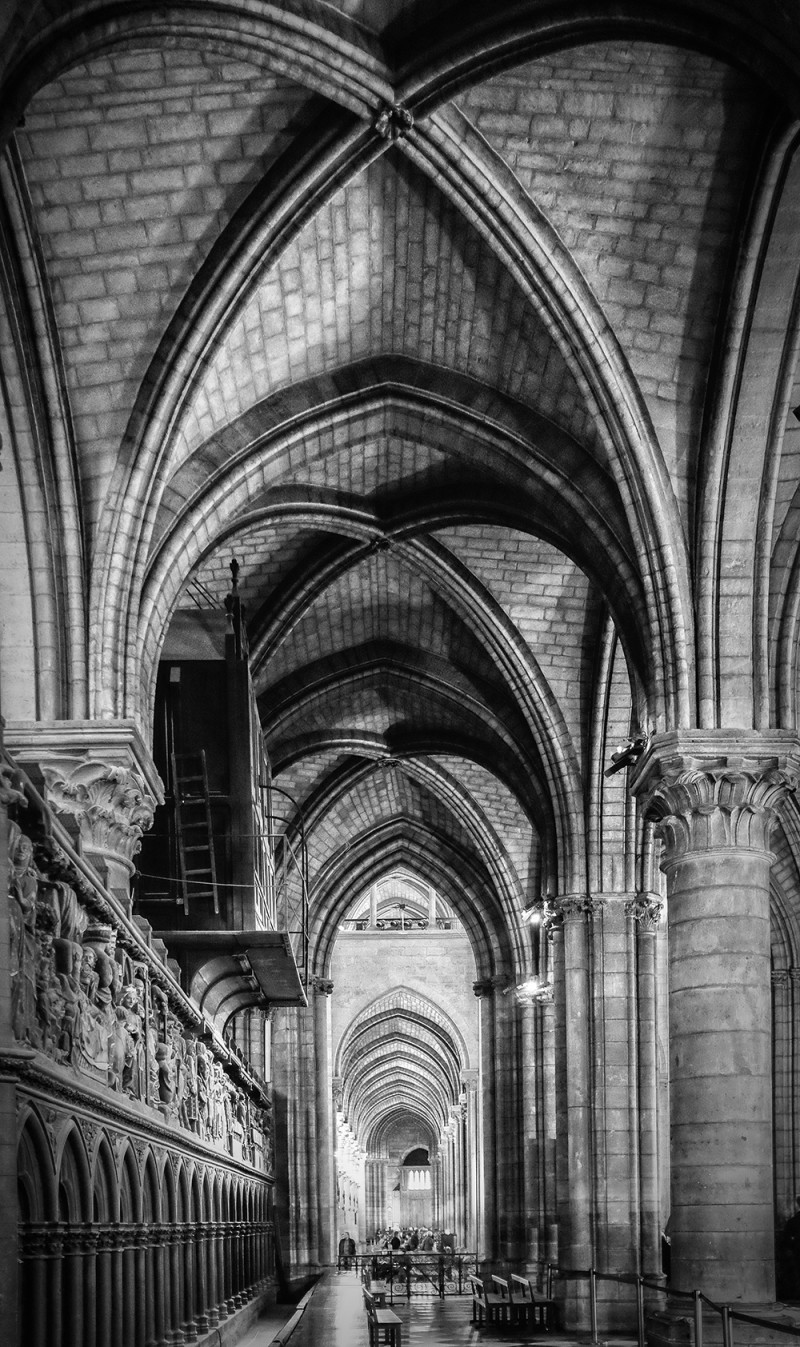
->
[171,750,219,914]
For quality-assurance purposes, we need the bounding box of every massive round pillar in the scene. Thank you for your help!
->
[637,743,797,1302]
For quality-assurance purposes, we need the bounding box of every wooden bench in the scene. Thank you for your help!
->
[510,1273,558,1330]
[467,1274,508,1329]
[363,1286,402,1346]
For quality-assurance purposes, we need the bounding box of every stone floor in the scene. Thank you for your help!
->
[237,1269,641,1347]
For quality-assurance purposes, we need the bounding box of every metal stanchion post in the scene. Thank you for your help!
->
[694,1291,703,1347]
[722,1306,733,1347]
[590,1268,599,1345]
[637,1275,645,1347]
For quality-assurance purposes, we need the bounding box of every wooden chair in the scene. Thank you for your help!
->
[510,1273,558,1330]
[468,1274,508,1329]
[494,1274,533,1328]
[363,1286,403,1346]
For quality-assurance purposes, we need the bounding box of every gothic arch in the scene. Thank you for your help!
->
[336,985,471,1075]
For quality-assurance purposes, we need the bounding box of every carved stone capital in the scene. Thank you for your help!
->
[41,756,158,873]
[632,731,800,867]
[5,722,163,884]
[311,977,334,996]
[473,978,494,999]
[550,893,602,921]
[641,764,793,863]
[625,893,664,932]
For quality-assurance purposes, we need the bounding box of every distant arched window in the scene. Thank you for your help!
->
[407,1168,431,1190]
[402,1148,431,1189]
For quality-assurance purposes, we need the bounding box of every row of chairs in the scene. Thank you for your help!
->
[363,1283,402,1345]
[468,1272,557,1331]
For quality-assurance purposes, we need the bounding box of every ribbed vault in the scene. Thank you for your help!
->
[6,4,800,1271]
[337,988,467,1146]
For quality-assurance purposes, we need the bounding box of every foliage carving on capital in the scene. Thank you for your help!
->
[625,894,664,932]
[550,894,603,921]
[311,976,334,996]
[641,761,795,863]
[41,757,158,868]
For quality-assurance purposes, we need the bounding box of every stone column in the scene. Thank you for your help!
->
[312,977,335,1266]
[636,739,798,1301]
[474,979,496,1261]
[19,1223,48,1347]
[493,973,523,1260]
[96,1226,114,1347]
[537,982,558,1267]
[272,1004,319,1279]
[553,896,594,1275]
[627,893,665,1283]
[461,1068,479,1251]
[121,1226,137,1347]
[518,986,541,1268]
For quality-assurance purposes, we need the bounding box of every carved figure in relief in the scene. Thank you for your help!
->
[8,825,40,1044]
[209,1061,226,1141]
[72,946,111,1078]
[156,1040,176,1114]
[57,939,82,1064]
[171,1027,187,1116]
[33,901,64,1057]
[80,946,100,1002]
[196,1042,212,1136]
[116,981,144,1096]
[182,1039,200,1132]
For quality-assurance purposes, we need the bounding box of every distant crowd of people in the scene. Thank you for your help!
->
[372,1226,465,1254]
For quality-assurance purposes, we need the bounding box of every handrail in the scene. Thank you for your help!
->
[538,1263,800,1347]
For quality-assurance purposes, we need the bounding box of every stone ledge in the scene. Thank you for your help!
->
[195,1286,280,1347]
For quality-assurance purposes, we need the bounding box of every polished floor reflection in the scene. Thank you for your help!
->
[239,1270,640,1347]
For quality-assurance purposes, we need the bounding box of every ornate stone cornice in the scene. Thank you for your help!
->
[632,731,800,864]
[625,894,664,932]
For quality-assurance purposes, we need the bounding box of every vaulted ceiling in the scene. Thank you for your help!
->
[4,0,800,983]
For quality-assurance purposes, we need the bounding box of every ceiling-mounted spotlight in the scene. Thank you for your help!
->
[604,734,647,778]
